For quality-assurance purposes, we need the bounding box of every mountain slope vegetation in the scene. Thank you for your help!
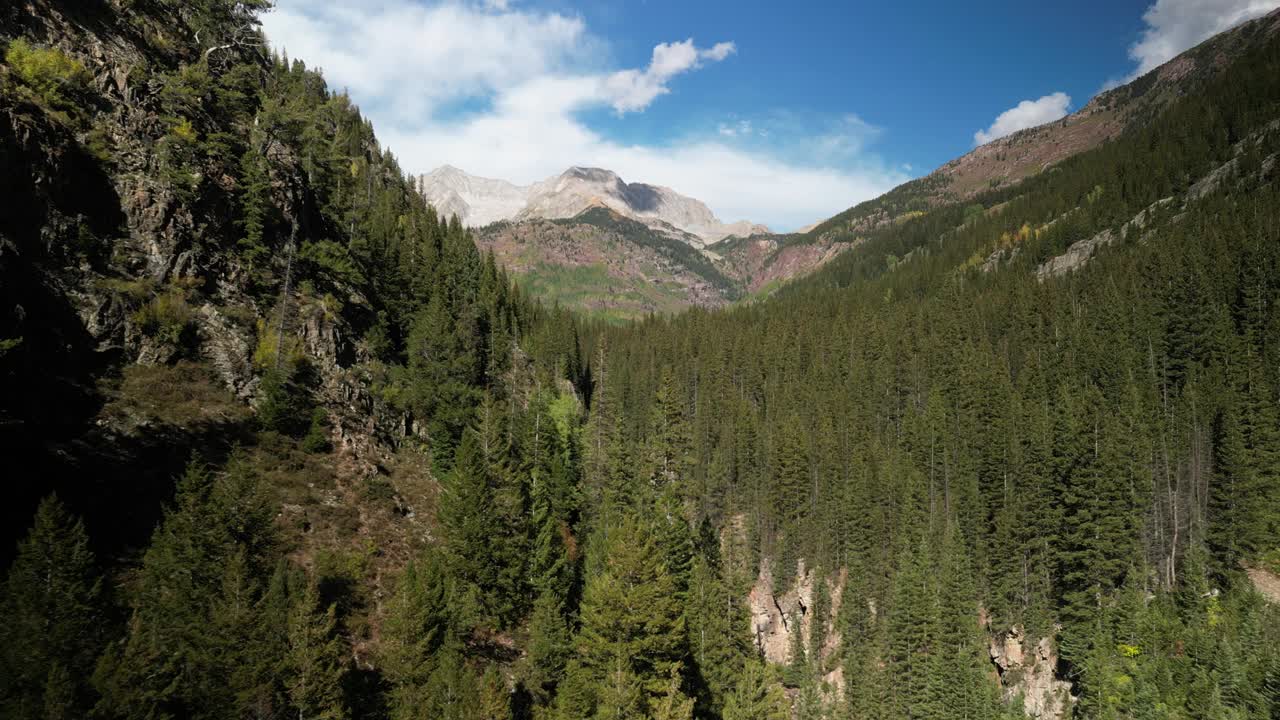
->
[3,2,1280,720]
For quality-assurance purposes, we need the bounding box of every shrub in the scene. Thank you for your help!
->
[4,39,91,113]
[253,318,305,370]
[257,367,311,437]
[301,407,332,453]
[132,290,197,348]
[97,277,156,302]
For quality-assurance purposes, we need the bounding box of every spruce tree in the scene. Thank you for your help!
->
[439,426,520,626]
[285,578,347,720]
[381,553,453,720]
[685,554,749,713]
[572,514,688,714]
[94,459,277,720]
[0,496,103,720]
[522,590,570,706]
[721,660,788,720]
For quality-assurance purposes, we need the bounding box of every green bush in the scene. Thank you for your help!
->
[132,290,196,348]
[301,239,366,287]
[253,318,305,370]
[301,407,332,453]
[4,39,91,113]
[257,367,314,437]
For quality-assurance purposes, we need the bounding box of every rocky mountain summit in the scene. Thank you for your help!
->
[419,164,769,245]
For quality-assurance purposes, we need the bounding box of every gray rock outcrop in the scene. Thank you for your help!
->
[989,626,1073,719]
[418,165,770,246]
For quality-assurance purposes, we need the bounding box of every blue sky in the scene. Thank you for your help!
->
[262,0,1280,230]
[565,0,1143,172]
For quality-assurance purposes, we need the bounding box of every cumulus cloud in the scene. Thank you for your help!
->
[973,92,1071,146]
[262,1,595,125]
[1128,0,1280,77]
[261,0,902,230]
[601,39,736,114]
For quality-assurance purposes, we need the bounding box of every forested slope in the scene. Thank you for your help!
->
[589,9,1280,718]
[1,2,583,718]
[3,2,1280,720]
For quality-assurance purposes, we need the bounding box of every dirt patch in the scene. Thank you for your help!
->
[1247,567,1280,604]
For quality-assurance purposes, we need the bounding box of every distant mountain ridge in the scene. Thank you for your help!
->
[427,8,1280,321]
[418,165,770,246]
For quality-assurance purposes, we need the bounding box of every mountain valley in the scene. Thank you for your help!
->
[4,3,1280,720]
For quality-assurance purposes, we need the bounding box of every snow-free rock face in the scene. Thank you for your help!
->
[989,626,1073,719]
[748,558,811,665]
[417,165,531,228]
[418,165,769,245]
[747,559,846,697]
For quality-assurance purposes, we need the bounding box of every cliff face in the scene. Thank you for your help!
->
[988,627,1073,720]
[749,556,1076,719]
[0,1,434,574]
[747,559,845,697]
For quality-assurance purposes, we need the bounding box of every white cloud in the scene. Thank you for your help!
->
[601,39,734,114]
[261,0,903,231]
[973,92,1071,146]
[262,0,591,123]
[703,41,737,62]
[1128,0,1280,77]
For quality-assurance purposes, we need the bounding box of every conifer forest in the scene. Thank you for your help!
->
[3,2,1280,719]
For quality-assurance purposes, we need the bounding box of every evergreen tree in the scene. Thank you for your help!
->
[522,590,571,706]
[721,661,788,720]
[285,578,347,720]
[381,553,454,720]
[572,515,688,714]
[685,554,749,714]
[94,459,278,720]
[439,426,524,627]
[0,496,103,720]
[886,539,940,720]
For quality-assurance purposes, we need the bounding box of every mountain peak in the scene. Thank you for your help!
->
[563,166,619,182]
[419,165,770,245]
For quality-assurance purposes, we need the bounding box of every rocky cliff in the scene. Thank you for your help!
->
[0,0,454,586]
[989,627,1073,720]
[747,559,846,698]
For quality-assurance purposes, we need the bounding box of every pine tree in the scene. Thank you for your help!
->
[931,532,1000,720]
[886,539,940,720]
[649,368,694,494]
[529,467,575,605]
[285,578,347,720]
[652,487,695,604]
[381,553,453,720]
[476,397,531,626]
[476,666,510,720]
[406,293,479,452]
[0,496,103,720]
[794,676,828,720]
[685,554,749,713]
[721,660,788,720]
[237,145,273,274]
[771,417,809,587]
[522,590,570,706]
[650,669,695,720]
[439,426,520,626]
[94,459,278,720]
[572,515,687,714]
[593,655,644,720]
